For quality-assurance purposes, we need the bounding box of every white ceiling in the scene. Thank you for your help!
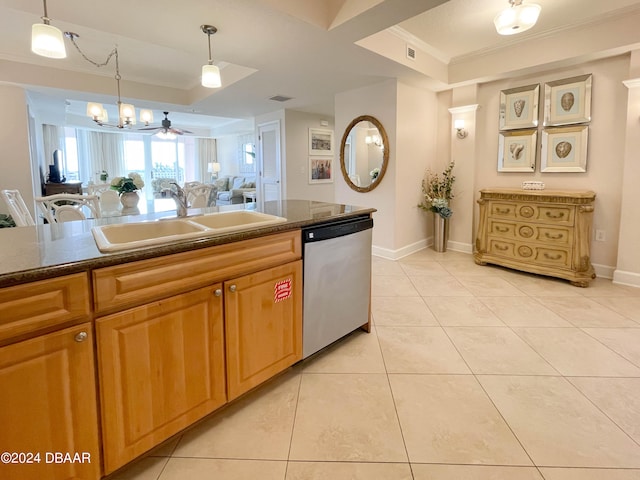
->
[1,0,639,132]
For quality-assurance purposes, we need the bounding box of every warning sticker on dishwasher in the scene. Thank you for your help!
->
[274,278,292,302]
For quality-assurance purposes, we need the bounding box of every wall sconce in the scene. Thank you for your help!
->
[365,133,383,147]
[454,119,468,139]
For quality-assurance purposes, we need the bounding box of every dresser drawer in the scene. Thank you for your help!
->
[489,238,571,269]
[488,220,571,246]
[489,201,574,226]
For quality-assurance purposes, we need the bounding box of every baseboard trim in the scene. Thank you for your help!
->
[447,240,473,254]
[592,263,615,280]
[372,238,473,260]
[372,239,427,260]
[612,269,640,288]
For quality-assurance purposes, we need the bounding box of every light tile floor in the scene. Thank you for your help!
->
[107,249,640,480]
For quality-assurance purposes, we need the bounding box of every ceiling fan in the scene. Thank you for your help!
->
[139,111,192,137]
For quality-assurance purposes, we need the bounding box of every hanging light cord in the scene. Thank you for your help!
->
[65,33,123,111]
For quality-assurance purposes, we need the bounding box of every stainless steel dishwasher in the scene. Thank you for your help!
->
[302,216,373,358]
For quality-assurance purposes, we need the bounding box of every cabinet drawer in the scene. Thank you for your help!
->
[93,230,301,314]
[0,273,90,344]
[489,201,574,226]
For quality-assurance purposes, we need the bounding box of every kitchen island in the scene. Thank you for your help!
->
[0,200,374,480]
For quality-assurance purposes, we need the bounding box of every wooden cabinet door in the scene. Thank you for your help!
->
[0,323,100,480]
[225,260,302,400]
[96,285,226,474]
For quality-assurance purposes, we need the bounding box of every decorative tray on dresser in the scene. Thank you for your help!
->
[474,188,596,287]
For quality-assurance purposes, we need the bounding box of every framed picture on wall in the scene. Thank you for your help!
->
[497,129,537,172]
[309,128,334,155]
[499,83,540,130]
[544,74,592,126]
[309,157,333,184]
[541,125,589,172]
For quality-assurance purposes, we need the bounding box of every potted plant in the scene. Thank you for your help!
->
[418,162,455,252]
[111,173,145,210]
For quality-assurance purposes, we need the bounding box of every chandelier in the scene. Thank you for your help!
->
[64,32,153,129]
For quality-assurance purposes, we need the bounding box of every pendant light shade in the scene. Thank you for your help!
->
[31,1,66,58]
[202,64,222,88]
[494,0,541,36]
[201,24,222,89]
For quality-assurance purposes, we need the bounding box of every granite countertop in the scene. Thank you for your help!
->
[0,200,375,288]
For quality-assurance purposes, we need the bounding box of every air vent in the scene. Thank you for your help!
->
[269,95,293,102]
[406,45,416,60]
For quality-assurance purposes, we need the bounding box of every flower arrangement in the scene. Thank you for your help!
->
[418,162,455,219]
[110,173,145,195]
[370,167,380,181]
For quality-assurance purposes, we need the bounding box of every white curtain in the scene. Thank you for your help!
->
[77,130,125,182]
[197,138,217,181]
[42,124,63,167]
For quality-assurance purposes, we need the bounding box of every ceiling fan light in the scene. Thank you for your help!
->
[31,23,67,58]
[156,130,176,140]
[202,64,221,88]
[494,1,541,35]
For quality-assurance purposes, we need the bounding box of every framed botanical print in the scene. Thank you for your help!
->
[308,128,334,155]
[541,125,589,172]
[544,74,592,126]
[499,83,540,130]
[498,129,537,172]
[309,157,333,183]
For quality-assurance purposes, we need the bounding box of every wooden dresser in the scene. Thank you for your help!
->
[44,181,83,195]
[474,188,596,287]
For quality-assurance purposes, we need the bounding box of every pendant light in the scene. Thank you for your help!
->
[201,25,221,88]
[494,0,541,36]
[31,0,67,58]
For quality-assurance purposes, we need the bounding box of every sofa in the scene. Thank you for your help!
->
[214,175,256,205]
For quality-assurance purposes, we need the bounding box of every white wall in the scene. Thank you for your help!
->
[283,110,335,202]
[335,80,398,252]
[614,49,640,286]
[472,55,630,275]
[0,85,34,218]
[395,81,438,253]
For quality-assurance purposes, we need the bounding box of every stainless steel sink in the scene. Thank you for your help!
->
[92,211,287,252]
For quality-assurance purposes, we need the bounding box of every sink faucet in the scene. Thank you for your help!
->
[166,182,188,217]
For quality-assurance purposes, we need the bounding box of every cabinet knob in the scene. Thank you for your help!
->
[74,331,88,343]
[229,284,237,293]
[214,288,222,297]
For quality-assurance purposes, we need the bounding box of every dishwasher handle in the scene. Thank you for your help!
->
[303,217,373,243]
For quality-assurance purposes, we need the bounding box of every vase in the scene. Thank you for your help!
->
[120,191,140,214]
[433,215,449,253]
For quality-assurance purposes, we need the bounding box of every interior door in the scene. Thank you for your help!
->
[258,121,281,205]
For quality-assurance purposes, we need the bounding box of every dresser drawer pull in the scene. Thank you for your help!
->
[545,211,565,219]
[496,208,511,215]
[495,244,509,251]
[495,226,510,233]
[545,232,564,240]
[544,253,562,260]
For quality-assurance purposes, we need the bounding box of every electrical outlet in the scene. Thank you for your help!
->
[595,230,606,242]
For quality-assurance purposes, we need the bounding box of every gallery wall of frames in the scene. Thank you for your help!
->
[497,74,592,173]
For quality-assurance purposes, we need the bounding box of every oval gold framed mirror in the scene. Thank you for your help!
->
[339,115,389,193]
